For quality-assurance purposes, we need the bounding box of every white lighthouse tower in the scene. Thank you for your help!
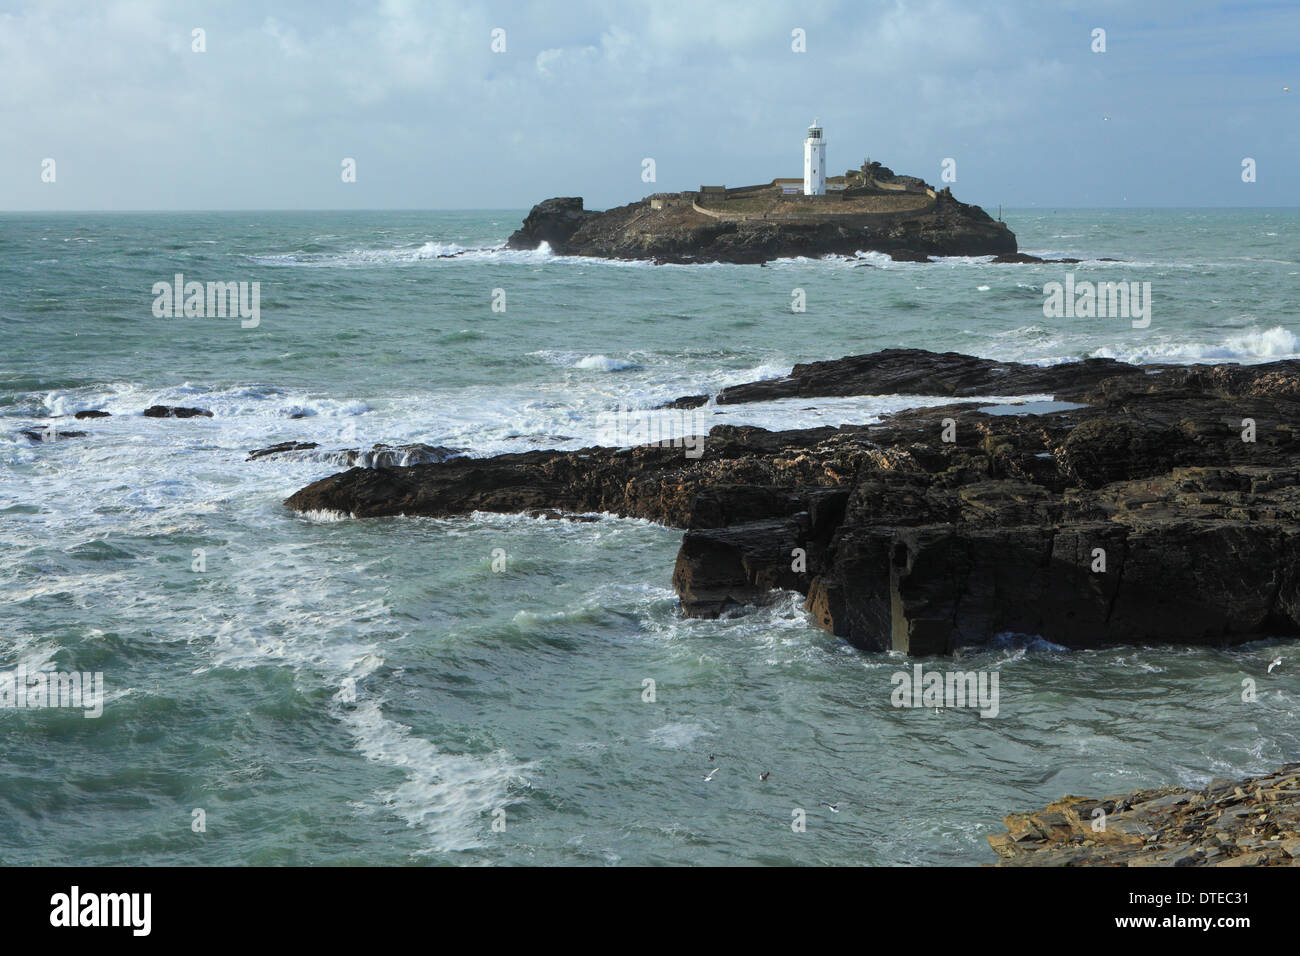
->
[803,118,826,196]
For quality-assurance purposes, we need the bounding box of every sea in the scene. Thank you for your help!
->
[1,207,1297,865]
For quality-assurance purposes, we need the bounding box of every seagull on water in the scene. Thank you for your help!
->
[703,768,719,782]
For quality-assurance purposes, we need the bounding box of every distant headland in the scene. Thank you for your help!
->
[507,121,1019,264]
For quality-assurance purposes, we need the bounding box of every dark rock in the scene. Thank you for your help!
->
[247,441,320,461]
[655,395,709,410]
[143,405,213,418]
[506,197,599,252]
[20,428,87,442]
[340,443,463,468]
[73,410,111,419]
[991,253,1083,264]
[889,249,933,263]
[283,349,1300,655]
[250,441,463,467]
[704,348,1146,406]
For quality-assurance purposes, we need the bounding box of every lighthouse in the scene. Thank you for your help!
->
[803,119,826,196]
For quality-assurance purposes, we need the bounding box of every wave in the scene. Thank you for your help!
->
[242,239,1267,275]
[1088,325,1299,363]
[248,240,476,266]
[246,239,659,269]
[341,699,533,855]
[530,350,644,372]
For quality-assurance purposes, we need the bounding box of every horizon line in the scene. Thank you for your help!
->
[3,204,1299,214]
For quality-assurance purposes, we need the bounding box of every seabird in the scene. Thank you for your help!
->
[1268,657,1282,673]
[820,802,840,813]
[759,771,770,782]
[703,768,719,782]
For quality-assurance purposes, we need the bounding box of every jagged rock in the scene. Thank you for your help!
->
[988,765,1300,866]
[339,443,463,468]
[20,428,87,442]
[655,394,709,410]
[249,441,462,467]
[991,252,1082,264]
[505,197,599,252]
[73,410,111,419]
[283,349,1300,654]
[142,405,213,418]
[704,348,1146,406]
[247,441,321,461]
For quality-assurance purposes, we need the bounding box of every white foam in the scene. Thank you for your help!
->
[342,699,532,854]
[677,391,1058,435]
[646,722,713,749]
[249,240,472,266]
[1088,325,1299,363]
[531,350,644,372]
[247,238,665,270]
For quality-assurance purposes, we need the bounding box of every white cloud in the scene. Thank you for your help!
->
[0,0,1293,209]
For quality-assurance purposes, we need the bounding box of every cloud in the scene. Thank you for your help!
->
[0,0,1294,209]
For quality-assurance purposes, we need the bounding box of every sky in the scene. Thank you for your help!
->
[1,0,1296,210]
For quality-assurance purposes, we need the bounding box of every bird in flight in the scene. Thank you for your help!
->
[1268,657,1282,673]
[703,768,719,782]
[758,771,770,782]
[820,802,841,813]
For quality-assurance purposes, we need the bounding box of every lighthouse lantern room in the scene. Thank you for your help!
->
[803,119,826,196]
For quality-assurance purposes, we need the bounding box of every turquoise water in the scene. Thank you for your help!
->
[1,208,1298,865]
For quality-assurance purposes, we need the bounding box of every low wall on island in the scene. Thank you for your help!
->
[690,190,935,225]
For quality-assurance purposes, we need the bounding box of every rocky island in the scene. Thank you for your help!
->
[284,348,1300,657]
[507,158,1017,264]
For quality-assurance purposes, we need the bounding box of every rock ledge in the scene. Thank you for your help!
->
[988,765,1300,866]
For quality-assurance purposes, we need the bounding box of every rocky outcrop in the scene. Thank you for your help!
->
[987,765,1300,866]
[247,441,321,461]
[248,441,462,467]
[505,197,599,253]
[20,428,87,442]
[507,182,1016,263]
[283,349,1300,655]
[143,405,213,418]
[702,349,1148,406]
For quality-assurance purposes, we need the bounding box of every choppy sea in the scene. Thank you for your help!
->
[1,207,1297,864]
